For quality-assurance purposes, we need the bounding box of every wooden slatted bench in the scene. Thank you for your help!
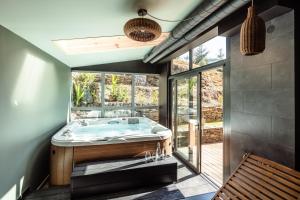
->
[213,153,300,200]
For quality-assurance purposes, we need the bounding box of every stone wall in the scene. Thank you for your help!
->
[202,128,223,144]
[229,11,295,171]
[202,106,223,122]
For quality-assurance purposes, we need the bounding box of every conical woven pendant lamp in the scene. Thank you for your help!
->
[240,0,266,56]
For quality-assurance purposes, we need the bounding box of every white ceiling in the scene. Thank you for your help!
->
[0,0,203,67]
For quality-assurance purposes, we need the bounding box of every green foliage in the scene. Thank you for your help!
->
[111,74,118,98]
[109,75,129,102]
[72,73,99,107]
[188,78,197,94]
[116,87,128,102]
[152,89,159,104]
[73,83,84,106]
[193,46,208,66]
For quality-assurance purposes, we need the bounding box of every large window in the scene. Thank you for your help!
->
[72,72,101,107]
[105,73,132,106]
[171,36,226,75]
[192,36,226,69]
[135,74,159,107]
[171,51,189,75]
[71,72,159,122]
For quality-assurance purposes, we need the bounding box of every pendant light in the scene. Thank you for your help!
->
[124,9,162,42]
[240,0,266,56]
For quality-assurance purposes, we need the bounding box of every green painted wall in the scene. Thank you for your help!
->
[0,25,71,200]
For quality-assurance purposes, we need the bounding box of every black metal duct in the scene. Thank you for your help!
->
[143,0,250,63]
[143,0,227,63]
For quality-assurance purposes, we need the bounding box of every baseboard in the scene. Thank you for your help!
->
[17,187,30,200]
[18,174,49,200]
[36,175,49,190]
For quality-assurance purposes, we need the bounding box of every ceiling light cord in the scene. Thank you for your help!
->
[146,12,198,23]
[138,8,197,23]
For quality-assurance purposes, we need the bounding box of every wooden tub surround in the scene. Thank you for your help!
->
[50,138,172,186]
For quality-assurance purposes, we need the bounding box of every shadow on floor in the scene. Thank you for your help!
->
[184,192,215,200]
[24,157,217,200]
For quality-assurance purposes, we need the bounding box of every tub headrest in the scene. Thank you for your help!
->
[151,126,168,134]
[128,118,139,124]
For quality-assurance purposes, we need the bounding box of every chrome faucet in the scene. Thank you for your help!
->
[62,129,72,137]
[79,119,88,126]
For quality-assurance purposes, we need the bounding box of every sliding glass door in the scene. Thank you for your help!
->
[200,67,224,186]
[173,76,199,170]
[170,35,226,185]
[172,67,224,184]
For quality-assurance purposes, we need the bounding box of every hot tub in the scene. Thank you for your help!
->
[50,117,172,186]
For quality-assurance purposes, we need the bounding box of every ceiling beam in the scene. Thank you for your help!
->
[72,60,162,74]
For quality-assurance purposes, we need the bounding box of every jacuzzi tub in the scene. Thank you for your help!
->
[51,117,172,147]
[50,117,172,186]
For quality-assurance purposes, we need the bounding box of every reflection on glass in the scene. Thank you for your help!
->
[71,110,101,120]
[104,109,131,118]
[134,108,159,122]
[135,74,159,107]
[171,80,176,133]
[192,36,226,69]
[171,52,189,75]
[105,74,132,106]
[201,67,223,186]
[145,151,152,163]
[72,72,101,107]
[175,76,198,168]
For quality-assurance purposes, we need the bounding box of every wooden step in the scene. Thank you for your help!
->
[71,156,178,198]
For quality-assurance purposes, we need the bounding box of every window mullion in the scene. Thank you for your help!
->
[131,74,135,117]
[189,49,193,71]
[101,72,105,118]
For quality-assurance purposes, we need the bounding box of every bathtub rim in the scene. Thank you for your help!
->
[51,117,172,147]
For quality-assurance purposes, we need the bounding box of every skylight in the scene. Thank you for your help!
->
[53,33,169,55]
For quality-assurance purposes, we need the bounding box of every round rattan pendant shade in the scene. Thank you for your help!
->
[124,18,161,42]
[240,6,266,56]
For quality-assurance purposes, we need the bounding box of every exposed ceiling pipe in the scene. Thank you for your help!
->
[145,0,250,63]
[143,0,228,63]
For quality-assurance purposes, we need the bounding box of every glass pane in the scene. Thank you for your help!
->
[71,110,101,120]
[72,72,101,107]
[192,36,226,68]
[105,74,132,106]
[135,74,159,107]
[176,78,189,159]
[175,77,199,168]
[171,52,189,75]
[134,108,159,122]
[171,80,176,133]
[201,67,223,186]
[104,109,132,118]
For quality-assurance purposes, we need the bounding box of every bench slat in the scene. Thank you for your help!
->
[241,165,299,198]
[213,154,300,200]
[244,161,300,191]
[218,191,230,200]
[224,183,248,200]
[220,188,239,200]
[238,169,296,200]
[249,155,300,179]
[228,180,258,199]
[231,176,271,200]
[234,172,283,199]
[247,158,300,186]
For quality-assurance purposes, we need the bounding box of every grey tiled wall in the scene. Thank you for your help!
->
[229,11,295,171]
